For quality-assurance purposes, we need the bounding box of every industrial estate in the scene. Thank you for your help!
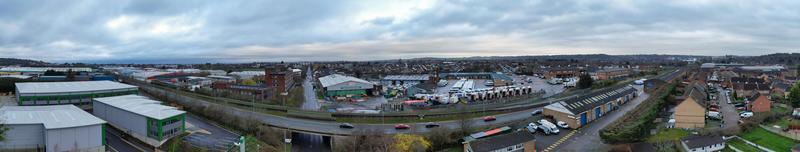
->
[1,54,800,152]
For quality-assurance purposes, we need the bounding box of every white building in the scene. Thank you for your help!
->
[0,105,106,152]
[319,74,374,97]
[680,136,725,152]
[92,95,186,147]
[15,81,139,106]
[229,71,265,80]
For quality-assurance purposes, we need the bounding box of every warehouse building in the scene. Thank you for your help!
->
[381,74,431,86]
[15,81,139,106]
[92,95,186,147]
[543,86,638,129]
[0,105,106,152]
[319,74,374,97]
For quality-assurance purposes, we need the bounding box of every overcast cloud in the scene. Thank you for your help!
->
[0,0,798,63]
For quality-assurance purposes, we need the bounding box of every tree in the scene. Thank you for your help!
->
[66,69,76,81]
[391,134,431,152]
[426,128,455,151]
[578,74,593,89]
[789,81,800,108]
[0,119,8,141]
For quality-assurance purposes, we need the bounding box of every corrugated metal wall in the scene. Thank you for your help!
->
[0,124,45,149]
[45,124,103,152]
[92,100,147,136]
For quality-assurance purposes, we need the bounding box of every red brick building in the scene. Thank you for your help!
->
[596,68,631,80]
[748,93,771,113]
[265,65,295,94]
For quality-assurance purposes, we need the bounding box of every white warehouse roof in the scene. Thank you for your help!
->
[0,105,106,129]
[16,81,138,94]
[319,74,371,88]
[94,95,185,120]
[382,75,430,81]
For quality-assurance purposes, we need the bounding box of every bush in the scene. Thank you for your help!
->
[600,82,676,144]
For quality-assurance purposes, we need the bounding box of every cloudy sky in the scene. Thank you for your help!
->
[0,0,798,63]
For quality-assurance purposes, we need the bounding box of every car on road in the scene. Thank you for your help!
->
[740,112,754,118]
[395,124,411,129]
[339,123,354,129]
[556,121,570,129]
[424,122,440,128]
[531,109,542,116]
[483,116,497,122]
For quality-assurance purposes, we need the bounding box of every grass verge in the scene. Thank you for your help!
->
[741,127,798,152]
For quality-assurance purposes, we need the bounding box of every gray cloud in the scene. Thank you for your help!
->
[0,0,798,63]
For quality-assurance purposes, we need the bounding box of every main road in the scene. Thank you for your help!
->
[132,69,681,136]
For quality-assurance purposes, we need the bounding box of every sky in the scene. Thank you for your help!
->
[0,0,798,63]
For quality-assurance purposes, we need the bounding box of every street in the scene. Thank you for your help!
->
[717,86,740,131]
[549,85,649,152]
[302,66,321,110]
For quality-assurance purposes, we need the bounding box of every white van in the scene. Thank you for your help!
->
[707,111,722,120]
[538,119,560,134]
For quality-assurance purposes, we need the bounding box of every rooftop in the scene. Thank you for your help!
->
[467,131,536,152]
[16,80,138,94]
[0,67,93,72]
[93,95,186,120]
[319,74,371,87]
[382,74,430,81]
[0,105,106,129]
[680,135,723,149]
[546,85,637,115]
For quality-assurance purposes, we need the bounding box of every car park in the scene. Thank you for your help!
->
[556,121,570,129]
[339,123,354,129]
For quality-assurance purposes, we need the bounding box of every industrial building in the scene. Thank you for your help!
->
[0,67,93,76]
[319,74,374,97]
[265,65,295,93]
[92,95,186,147]
[0,105,106,152]
[381,74,431,86]
[439,72,514,86]
[15,81,139,106]
[543,86,638,129]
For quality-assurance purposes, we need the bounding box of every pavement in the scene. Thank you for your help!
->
[546,85,649,152]
[105,124,154,152]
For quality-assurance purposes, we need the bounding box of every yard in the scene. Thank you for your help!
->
[647,128,689,143]
[741,127,799,152]
[726,138,761,152]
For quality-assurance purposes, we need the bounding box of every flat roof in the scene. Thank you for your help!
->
[383,75,430,81]
[0,105,106,129]
[16,81,138,94]
[94,95,185,120]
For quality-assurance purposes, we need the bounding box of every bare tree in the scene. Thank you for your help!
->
[335,129,391,152]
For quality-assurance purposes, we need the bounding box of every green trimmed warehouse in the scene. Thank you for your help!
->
[319,74,374,97]
[15,81,138,106]
[92,95,186,147]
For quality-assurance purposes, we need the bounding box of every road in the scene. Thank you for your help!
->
[105,124,153,152]
[183,114,240,151]
[718,87,740,130]
[302,66,321,110]
[551,85,649,151]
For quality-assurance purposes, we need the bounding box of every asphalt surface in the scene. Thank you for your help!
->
[183,114,240,151]
[551,85,649,152]
[718,87,740,130]
[105,124,153,152]
[302,66,321,110]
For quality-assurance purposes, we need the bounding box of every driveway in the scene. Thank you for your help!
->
[549,85,649,152]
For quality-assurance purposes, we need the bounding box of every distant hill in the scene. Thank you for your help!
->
[0,58,50,66]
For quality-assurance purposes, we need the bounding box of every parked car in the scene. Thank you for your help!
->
[339,123,354,129]
[740,112,754,118]
[707,111,722,120]
[709,108,719,112]
[556,121,570,129]
[528,122,540,130]
[424,122,440,128]
[531,109,543,116]
[483,116,497,122]
[395,124,411,129]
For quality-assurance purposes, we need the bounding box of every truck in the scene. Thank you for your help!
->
[538,119,560,134]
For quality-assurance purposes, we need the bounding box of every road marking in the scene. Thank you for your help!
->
[542,130,577,152]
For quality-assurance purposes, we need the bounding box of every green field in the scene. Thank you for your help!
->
[727,138,760,152]
[741,127,799,152]
[647,129,689,143]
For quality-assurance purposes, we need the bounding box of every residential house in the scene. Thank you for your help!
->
[674,95,705,129]
[680,136,725,152]
[748,93,771,113]
[463,131,536,152]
